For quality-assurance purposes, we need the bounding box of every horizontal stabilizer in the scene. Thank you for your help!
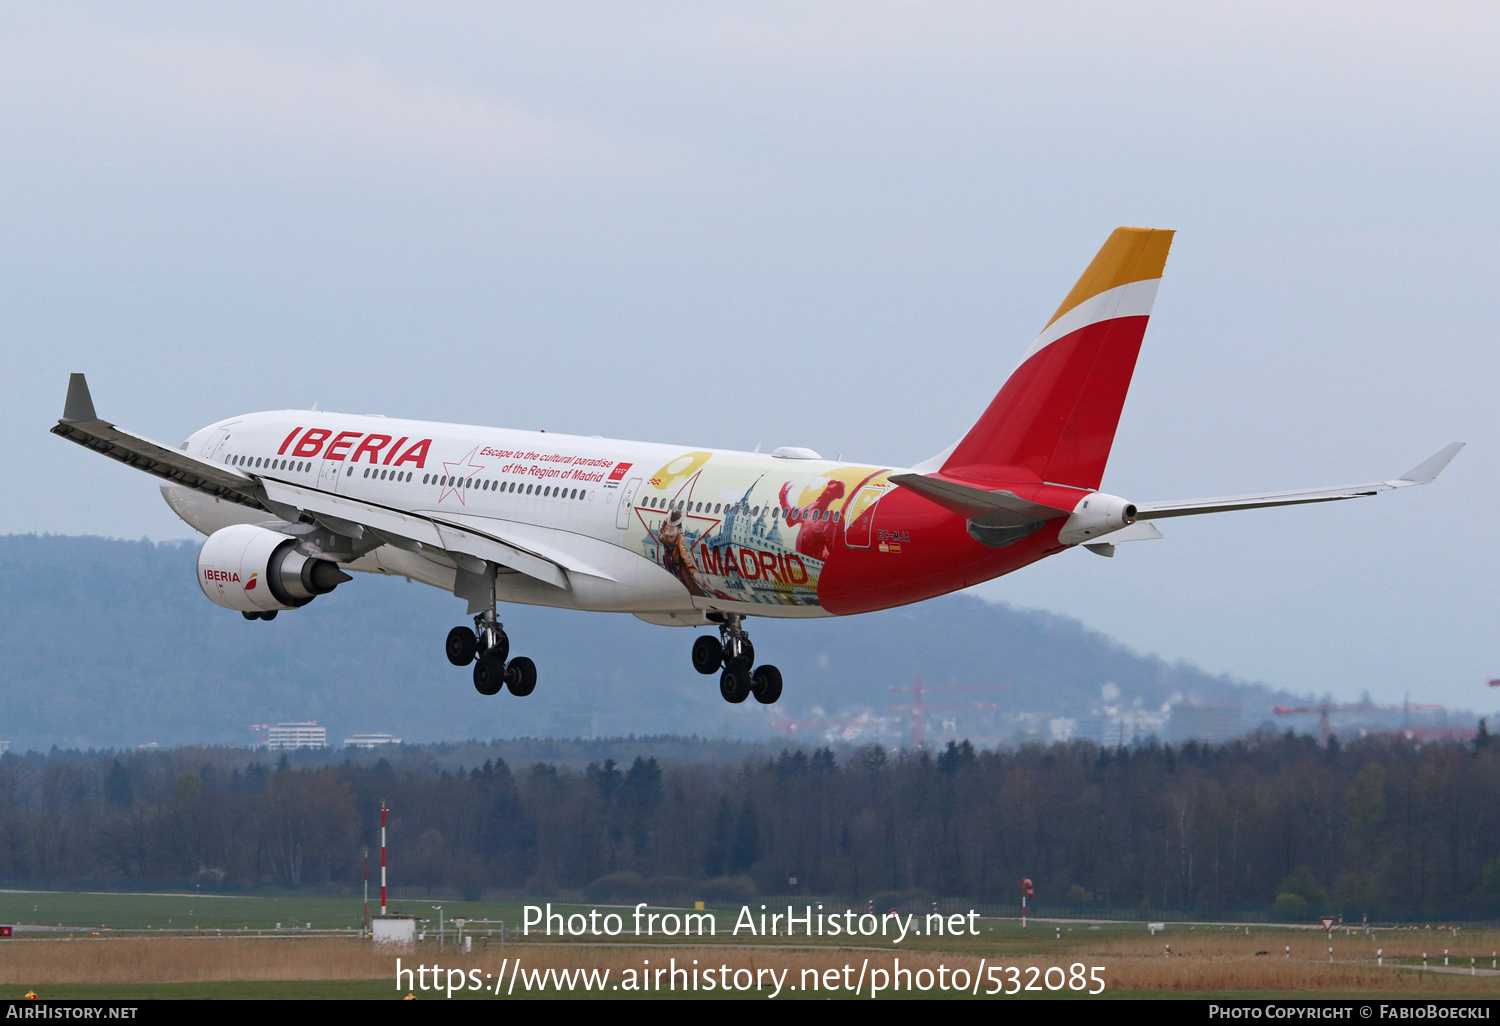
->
[1092,521,1163,544]
[1136,443,1464,521]
[888,473,1070,524]
[1083,521,1162,557]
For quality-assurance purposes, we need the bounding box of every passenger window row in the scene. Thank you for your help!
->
[357,467,414,482]
[418,474,590,502]
[226,454,312,474]
[221,449,593,502]
[638,494,841,523]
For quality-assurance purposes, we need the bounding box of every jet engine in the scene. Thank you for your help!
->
[1056,492,1137,546]
[197,524,351,613]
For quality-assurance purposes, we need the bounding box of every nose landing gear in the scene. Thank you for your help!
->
[695,615,782,705]
[446,602,537,698]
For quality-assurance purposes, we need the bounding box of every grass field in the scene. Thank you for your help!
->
[3,890,1498,999]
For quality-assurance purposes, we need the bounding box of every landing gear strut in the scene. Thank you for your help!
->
[694,615,782,705]
[445,593,537,698]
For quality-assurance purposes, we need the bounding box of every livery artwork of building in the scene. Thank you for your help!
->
[628,452,880,609]
[698,483,820,607]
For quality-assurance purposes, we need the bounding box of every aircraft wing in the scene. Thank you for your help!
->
[50,373,267,511]
[52,373,573,591]
[1135,443,1463,520]
[428,511,620,583]
[258,479,572,590]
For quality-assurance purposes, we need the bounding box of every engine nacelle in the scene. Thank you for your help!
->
[1056,492,1138,546]
[197,524,351,613]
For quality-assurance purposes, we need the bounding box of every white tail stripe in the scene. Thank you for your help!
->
[1019,278,1160,364]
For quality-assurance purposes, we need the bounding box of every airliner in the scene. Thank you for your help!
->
[52,228,1461,706]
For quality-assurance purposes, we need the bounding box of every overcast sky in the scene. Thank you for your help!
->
[3,2,1496,712]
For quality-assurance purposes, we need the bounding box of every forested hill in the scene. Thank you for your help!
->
[0,534,1285,750]
[5,735,1497,919]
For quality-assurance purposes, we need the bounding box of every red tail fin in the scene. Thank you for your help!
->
[942,227,1174,489]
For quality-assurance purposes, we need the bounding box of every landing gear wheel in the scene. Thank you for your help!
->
[473,650,506,695]
[445,626,477,666]
[720,666,752,704]
[692,635,724,675]
[751,664,783,705]
[260,610,277,621]
[504,656,537,697]
[242,611,258,621]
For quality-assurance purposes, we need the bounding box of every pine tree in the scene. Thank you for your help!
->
[728,798,760,874]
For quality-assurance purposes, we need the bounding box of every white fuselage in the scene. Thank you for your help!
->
[165,410,903,624]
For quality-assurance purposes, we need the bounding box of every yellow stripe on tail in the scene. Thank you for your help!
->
[1044,227,1174,330]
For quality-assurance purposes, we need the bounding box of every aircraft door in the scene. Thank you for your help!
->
[615,478,642,530]
[199,428,231,461]
[843,484,887,548]
[318,457,344,493]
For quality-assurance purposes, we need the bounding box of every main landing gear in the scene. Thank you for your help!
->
[692,615,782,705]
[446,611,537,698]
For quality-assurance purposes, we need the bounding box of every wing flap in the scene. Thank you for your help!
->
[431,522,569,590]
[260,479,568,590]
[428,511,621,583]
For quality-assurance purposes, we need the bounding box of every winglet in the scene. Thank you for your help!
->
[1395,442,1464,486]
[62,373,98,423]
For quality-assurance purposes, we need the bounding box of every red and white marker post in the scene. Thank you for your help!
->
[380,803,389,916]
[1022,878,1034,928]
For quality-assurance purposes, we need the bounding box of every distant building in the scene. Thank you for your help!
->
[343,733,402,749]
[1168,703,1243,744]
[1071,716,1154,748]
[372,915,417,948]
[0,741,10,755]
[250,722,327,750]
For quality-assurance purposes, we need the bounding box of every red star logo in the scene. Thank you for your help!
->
[438,446,486,505]
[637,470,722,547]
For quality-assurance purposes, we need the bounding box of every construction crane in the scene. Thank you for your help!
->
[1272,699,1443,747]
[890,676,1012,750]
